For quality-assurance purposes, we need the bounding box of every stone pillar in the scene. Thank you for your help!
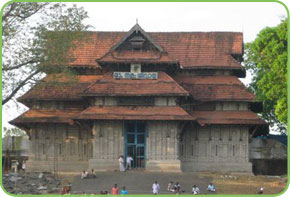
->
[146,121,181,172]
[89,120,124,171]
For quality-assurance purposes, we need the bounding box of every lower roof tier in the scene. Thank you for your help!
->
[9,109,82,126]
[192,110,267,126]
[76,106,193,121]
[10,106,267,131]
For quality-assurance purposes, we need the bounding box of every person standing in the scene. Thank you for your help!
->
[111,184,119,195]
[152,181,160,195]
[126,155,133,170]
[22,160,26,173]
[119,156,125,172]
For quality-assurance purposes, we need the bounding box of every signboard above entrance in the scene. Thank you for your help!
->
[113,72,158,80]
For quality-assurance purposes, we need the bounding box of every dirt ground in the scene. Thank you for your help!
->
[198,172,288,195]
[56,171,288,195]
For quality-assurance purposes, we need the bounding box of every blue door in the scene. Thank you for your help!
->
[124,121,146,168]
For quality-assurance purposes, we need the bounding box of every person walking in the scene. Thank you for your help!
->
[126,155,133,170]
[152,181,160,195]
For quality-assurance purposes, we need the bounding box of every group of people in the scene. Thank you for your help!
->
[167,181,182,194]
[192,183,216,194]
[110,184,128,195]
[80,169,97,179]
[118,155,133,172]
[152,181,216,195]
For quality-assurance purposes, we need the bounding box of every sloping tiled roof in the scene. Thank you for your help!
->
[173,76,256,101]
[76,106,193,120]
[9,109,82,126]
[18,75,102,102]
[98,51,177,64]
[82,72,189,96]
[70,32,243,69]
[192,110,267,126]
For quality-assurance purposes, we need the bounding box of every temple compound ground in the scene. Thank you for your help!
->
[2,171,286,195]
[68,171,286,195]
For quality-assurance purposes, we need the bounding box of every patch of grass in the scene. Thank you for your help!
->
[198,172,287,195]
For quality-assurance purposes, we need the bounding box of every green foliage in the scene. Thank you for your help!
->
[2,2,92,106]
[3,127,27,137]
[244,18,288,131]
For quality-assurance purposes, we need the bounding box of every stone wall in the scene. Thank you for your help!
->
[27,124,92,172]
[250,138,287,175]
[89,120,124,171]
[180,124,252,173]
[146,121,181,172]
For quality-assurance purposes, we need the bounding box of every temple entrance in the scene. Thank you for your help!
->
[124,121,146,168]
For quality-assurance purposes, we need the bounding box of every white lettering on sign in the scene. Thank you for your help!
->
[113,72,158,80]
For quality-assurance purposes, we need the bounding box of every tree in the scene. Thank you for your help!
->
[244,18,288,132]
[2,2,92,106]
[3,127,27,137]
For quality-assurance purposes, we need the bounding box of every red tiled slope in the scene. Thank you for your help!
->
[98,50,177,64]
[192,110,267,126]
[9,109,82,125]
[18,74,102,101]
[76,106,193,120]
[173,76,255,101]
[82,72,189,96]
[69,32,243,69]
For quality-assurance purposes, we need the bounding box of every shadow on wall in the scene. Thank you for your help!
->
[251,159,287,176]
[250,136,287,176]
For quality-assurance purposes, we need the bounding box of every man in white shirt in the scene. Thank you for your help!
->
[152,181,160,194]
[126,155,133,170]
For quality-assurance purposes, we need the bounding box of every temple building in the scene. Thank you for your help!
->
[10,24,268,173]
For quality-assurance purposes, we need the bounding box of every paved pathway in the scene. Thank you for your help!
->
[71,170,213,195]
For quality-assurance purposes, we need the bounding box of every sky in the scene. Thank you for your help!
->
[1,1,288,131]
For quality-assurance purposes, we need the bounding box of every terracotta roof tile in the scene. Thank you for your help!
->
[98,51,177,64]
[9,109,82,125]
[18,74,102,102]
[192,110,267,125]
[174,76,255,101]
[76,106,193,120]
[69,32,243,69]
[82,72,189,96]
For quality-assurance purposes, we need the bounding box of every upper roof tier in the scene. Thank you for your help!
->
[82,72,189,97]
[69,24,243,71]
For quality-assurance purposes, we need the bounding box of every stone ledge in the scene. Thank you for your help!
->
[26,160,88,172]
[89,159,119,171]
[181,161,252,174]
[146,160,181,172]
